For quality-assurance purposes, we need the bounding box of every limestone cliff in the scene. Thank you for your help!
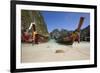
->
[21,10,49,37]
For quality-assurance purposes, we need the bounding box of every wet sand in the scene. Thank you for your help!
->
[21,40,90,63]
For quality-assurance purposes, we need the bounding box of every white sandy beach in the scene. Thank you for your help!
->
[21,40,90,63]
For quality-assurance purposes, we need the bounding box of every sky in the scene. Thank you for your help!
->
[41,11,90,33]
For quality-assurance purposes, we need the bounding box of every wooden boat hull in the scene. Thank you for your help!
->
[56,37,73,45]
[56,40,73,45]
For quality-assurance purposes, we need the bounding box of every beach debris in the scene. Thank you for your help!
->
[55,49,65,53]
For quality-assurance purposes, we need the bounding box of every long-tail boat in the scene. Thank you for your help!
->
[56,17,85,45]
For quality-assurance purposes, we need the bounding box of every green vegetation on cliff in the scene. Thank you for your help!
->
[21,10,49,36]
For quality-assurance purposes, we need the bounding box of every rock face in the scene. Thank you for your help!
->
[80,25,90,41]
[21,10,49,37]
[60,29,70,37]
[50,29,71,40]
[50,29,60,39]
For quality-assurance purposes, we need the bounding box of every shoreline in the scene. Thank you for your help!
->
[21,40,90,63]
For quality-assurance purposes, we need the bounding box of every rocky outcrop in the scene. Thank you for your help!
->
[21,10,49,37]
[50,29,60,39]
[50,29,72,39]
[80,25,90,41]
